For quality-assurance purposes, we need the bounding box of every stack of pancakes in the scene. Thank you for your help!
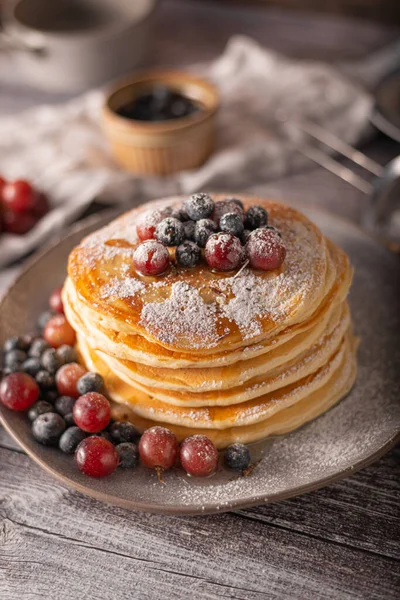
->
[63,195,357,448]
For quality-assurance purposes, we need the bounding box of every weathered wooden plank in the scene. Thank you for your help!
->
[1,446,399,600]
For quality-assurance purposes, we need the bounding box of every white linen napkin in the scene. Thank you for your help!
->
[0,35,373,269]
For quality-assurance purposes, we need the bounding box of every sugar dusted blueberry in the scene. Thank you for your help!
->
[176,240,201,268]
[244,205,268,230]
[116,442,138,469]
[211,200,244,227]
[228,197,244,211]
[32,412,66,446]
[109,421,139,444]
[35,370,55,391]
[183,219,195,241]
[55,395,76,417]
[4,349,27,369]
[23,357,42,377]
[29,338,50,358]
[224,443,251,471]
[59,426,87,454]
[77,372,104,395]
[28,400,54,422]
[41,348,61,374]
[184,193,214,221]
[219,212,244,237]
[56,344,78,365]
[194,218,218,248]
[155,217,185,246]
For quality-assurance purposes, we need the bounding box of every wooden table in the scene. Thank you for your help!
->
[1,2,399,598]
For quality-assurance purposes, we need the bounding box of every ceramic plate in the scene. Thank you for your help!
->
[1,208,399,515]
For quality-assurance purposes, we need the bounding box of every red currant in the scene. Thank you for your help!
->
[180,435,219,477]
[73,392,111,433]
[3,210,38,235]
[211,200,244,226]
[75,436,119,477]
[133,240,170,276]
[56,363,87,398]
[246,228,286,271]
[139,426,178,475]
[204,232,243,271]
[43,314,76,348]
[2,180,38,213]
[0,372,40,411]
[49,287,64,314]
[32,192,49,218]
[0,176,7,197]
[136,209,169,241]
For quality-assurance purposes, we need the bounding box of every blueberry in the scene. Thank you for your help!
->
[32,413,66,446]
[64,412,75,427]
[46,390,59,404]
[23,357,42,377]
[184,193,214,221]
[3,336,31,353]
[109,421,139,444]
[97,430,112,443]
[59,426,87,454]
[194,218,218,248]
[224,443,251,471]
[241,229,252,245]
[168,207,189,222]
[77,372,104,395]
[244,206,268,230]
[29,338,50,358]
[4,349,27,369]
[28,401,54,422]
[229,198,244,211]
[182,220,196,241]
[219,213,244,237]
[155,217,185,246]
[35,370,55,391]
[55,395,75,417]
[3,365,22,375]
[37,310,56,331]
[116,442,138,469]
[41,348,61,374]
[176,240,201,268]
[56,344,77,365]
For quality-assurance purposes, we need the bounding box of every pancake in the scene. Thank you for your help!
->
[64,194,358,449]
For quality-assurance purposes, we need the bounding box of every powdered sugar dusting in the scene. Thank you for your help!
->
[101,277,145,299]
[140,282,219,347]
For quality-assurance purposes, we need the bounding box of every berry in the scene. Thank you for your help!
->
[219,212,244,237]
[55,395,76,417]
[4,349,27,369]
[59,426,87,454]
[265,225,282,238]
[184,193,214,221]
[155,217,185,246]
[28,400,54,422]
[211,200,244,226]
[229,198,244,211]
[180,435,219,477]
[194,218,218,248]
[35,370,55,391]
[183,220,195,241]
[49,287,64,314]
[139,426,178,472]
[41,348,61,373]
[32,412,66,445]
[3,335,31,353]
[43,314,76,348]
[97,430,112,442]
[2,180,38,213]
[176,240,201,267]
[37,311,56,332]
[224,443,251,471]
[77,372,104,395]
[109,421,139,444]
[116,442,138,469]
[241,229,251,245]
[23,357,42,377]
[56,363,86,398]
[168,207,189,221]
[246,228,286,271]
[133,240,170,276]
[3,366,21,376]
[2,210,38,235]
[73,392,111,433]
[56,344,77,365]
[64,412,75,427]
[45,390,59,404]
[136,209,170,241]
[244,206,268,230]
[75,436,119,477]
[29,337,50,358]
[32,192,49,218]
[205,233,243,271]
[0,373,40,411]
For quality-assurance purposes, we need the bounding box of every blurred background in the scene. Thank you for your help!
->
[0,0,399,283]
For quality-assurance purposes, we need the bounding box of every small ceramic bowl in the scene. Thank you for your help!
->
[102,70,219,175]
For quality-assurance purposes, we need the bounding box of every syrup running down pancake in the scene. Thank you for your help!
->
[64,194,357,448]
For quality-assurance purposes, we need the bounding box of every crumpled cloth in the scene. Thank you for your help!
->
[0,35,373,268]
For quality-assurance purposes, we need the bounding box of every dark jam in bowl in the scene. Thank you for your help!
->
[116,85,202,122]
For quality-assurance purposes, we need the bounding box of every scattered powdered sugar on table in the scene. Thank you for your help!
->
[100,277,145,299]
[140,282,220,347]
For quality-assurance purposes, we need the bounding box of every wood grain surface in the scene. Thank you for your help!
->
[0,1,399,598]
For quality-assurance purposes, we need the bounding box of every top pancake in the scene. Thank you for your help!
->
[67,195,332,354]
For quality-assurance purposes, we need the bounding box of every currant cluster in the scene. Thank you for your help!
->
[134,194,286,276]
